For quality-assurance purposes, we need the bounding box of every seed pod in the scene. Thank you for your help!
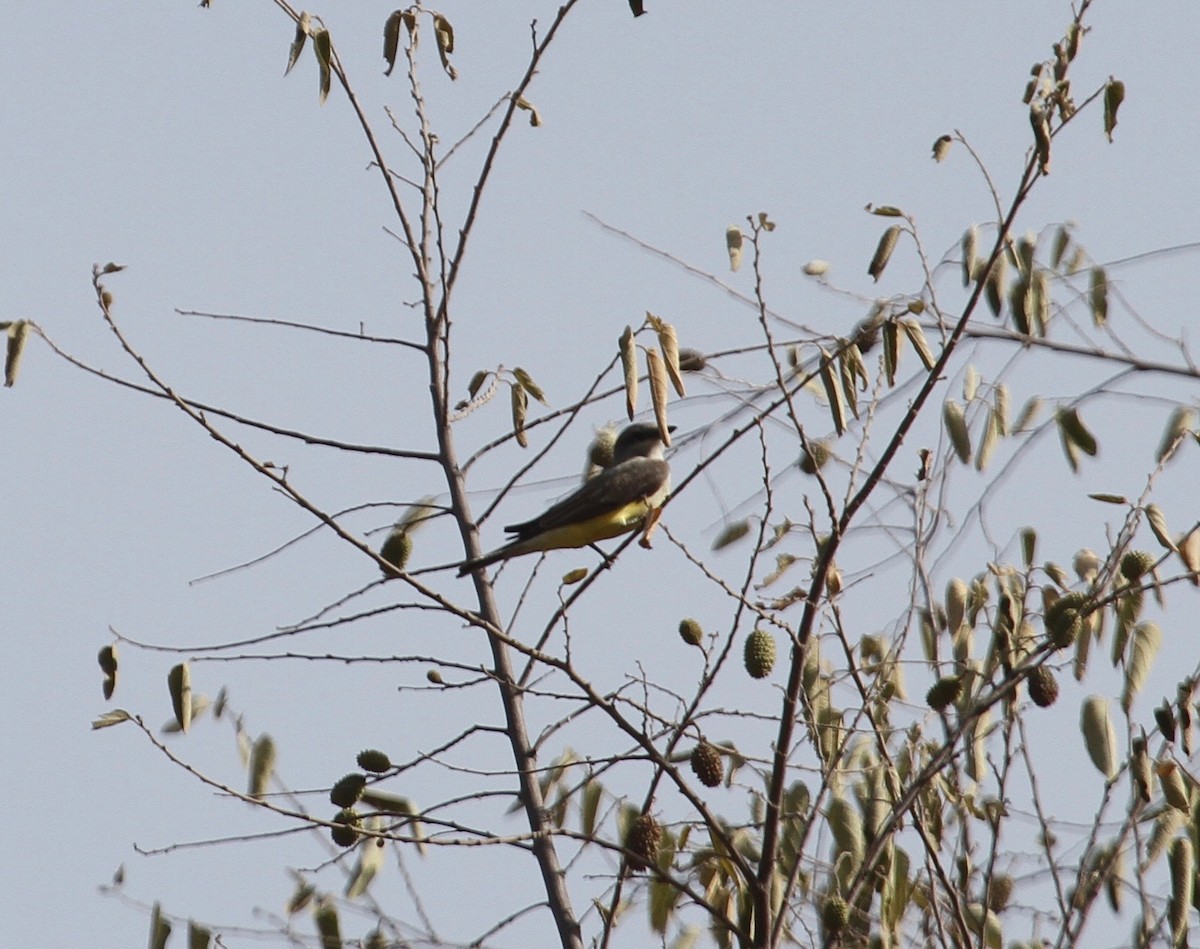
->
[330,773,367,808]
[690,742,724,787]
[926,676,963,711]
[331,809,360,848]
[357,750,391,774]
[625,813,662,872]
[1027,666,1059,707]
[986,874,1014,912]
[799,440,830,475]
[1045,591,1089,649]
[822,895,849,935]
[379,528,413,577]
[619,325,638,421]
[678,618,704,646]
[744,629,777,679]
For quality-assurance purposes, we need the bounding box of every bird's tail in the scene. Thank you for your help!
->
[455,542,520,577]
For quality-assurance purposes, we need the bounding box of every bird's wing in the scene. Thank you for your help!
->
[504,458,669,541]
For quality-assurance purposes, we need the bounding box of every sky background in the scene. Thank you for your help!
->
[5,2,1200,947]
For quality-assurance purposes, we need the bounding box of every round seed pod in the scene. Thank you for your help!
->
[1120,550,1155,581]
[678,618,704,646]
[926,676,963,711]
[331,809,360,848]
[822,895,849,935]
[625,813,662,872]
[1027,666,1059,707]
[744,629,777,679]
[356,750,392,774]
[330,773,367,808]
[690,742,724,788]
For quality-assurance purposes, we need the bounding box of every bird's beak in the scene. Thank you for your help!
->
[668,425,677,433]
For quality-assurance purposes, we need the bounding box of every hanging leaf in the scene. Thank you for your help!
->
[514,96,542,127]
[91,709,133,730]
[984,251,1007,317]
[931,134,953,162]
[882,319,901,387]
[1156,407,1194,463]
[149,903,172,949]
[993,384,1009,436]
[975,410,1000,471]
[432,12,457,79]
[1056,407,1097,472]
[961,225,978,288]
[645,347,671,447]
[839,343,866,419]
[168,663,192,734]
[1014,396,1042,432]
[345,820,384,899]
[1145,503,1177,552]
[619,325,638,421]
[900,318,936,371]
[1080,695,1117,779]
[188,920,212,949]
[512,367,548,405]
[712,520,752,550]
[1050,226,1071,270]
[1089,267,1108,327]
[868,225,901,282]
[313,900,341,949]
[651,318,685,397]
[1121,622,1161,714]
[818,348,846,436]
[382,11,404,75]
[1104,78,1125,142]
[5,320,29,387]
[313,28,332,104]
[943,400,971,465]
[869,205,905,217]
[726,226,744,272]
[1030,102,1052,174]
[1169,837,1194,946]
[249,734,277,800]
[510,383,528,448]
[286,12,311,76]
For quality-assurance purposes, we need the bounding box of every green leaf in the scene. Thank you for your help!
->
[581,780,602,838]
[512,367,548,405]
[1088,493,1127,505]
[1104,78,1125,142]
[313,899,341,949]
[961,225,978,288]
[1056,407,1097,471]
[712,520,752,551]
[1156,406,1194,463]
[510,383,528,448]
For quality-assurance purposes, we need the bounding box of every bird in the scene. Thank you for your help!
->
[457,422,674,576]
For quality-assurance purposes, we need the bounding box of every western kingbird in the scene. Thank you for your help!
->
[457,422,673,576]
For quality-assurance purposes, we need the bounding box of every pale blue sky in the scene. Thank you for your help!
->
[5,3,1200,947]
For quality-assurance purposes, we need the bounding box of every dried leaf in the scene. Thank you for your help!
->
[512,367,548,405]
[868,225,901,282]
[5,320,29,387]
[1030,102,1052,174]
[645,348,671,447]
[1104,78,1125,142]
[712,520,752,551]
[1089,267,1108,327]
[651,320,685,397]
[515,96,542,127]
[168,662,192,734]
[510,383,528,448]
[1156,407,1194,463]
[1121,622,1161,714]
[249,734,276,800]
[286,12,310,76]
[943,399,971,465]
[313,28,332,104]
[1169,837,1194,945]
[619,325,637,421]
[1056,407,1097,471]
[882,319,901,387]
[1080,695,1117,779]
[931,134,952,162]
[984,251,1007,317]
[900,318,936,371]
[92,709,132,730]
[975,409,999,471]
[961,225,978,288]
[818,347,846,436]
[1014,396,1042,432]
[433,13,457,79]
[726,226,744,272]
[1145,503,1177,553]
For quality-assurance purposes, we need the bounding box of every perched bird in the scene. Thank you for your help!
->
[457,422,673,576]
